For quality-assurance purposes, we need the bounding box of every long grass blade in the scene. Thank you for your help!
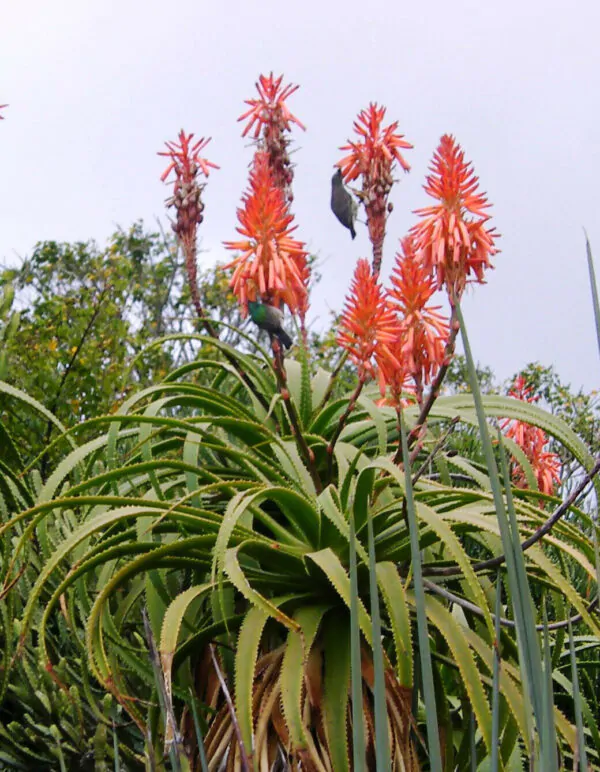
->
[585,231,600,358]
[348,505,367,769]
[366,500,390,770]
[112,720,120,772]
[456,300,544,757]
[586,232,600,615]
[491,572,502,772]
[400,411,442,772]
[567,612,589,771]
[142,609,185,772]
[188,688,210,772]
[541,600,558,772]
[497,436,544,736]
[470,711,477,771]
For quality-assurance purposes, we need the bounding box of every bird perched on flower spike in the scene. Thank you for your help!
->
[248,300,293,349]
[338,103,412,275]
[331,168,358,239]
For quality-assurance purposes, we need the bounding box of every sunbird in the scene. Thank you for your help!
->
[331,168,358,240]
[248,301,293,349]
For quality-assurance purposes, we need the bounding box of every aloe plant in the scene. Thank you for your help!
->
[0,323,598,769]
[2,75,600,772]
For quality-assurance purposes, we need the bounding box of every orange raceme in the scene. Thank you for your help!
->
[158,130,219,318]
[337,259,403,382]
[387,236,449,386]
[239,73,305,202]
[338,103,413,276]
[223,152,308,314]
[502,376,561,497]
[411,134,498,297]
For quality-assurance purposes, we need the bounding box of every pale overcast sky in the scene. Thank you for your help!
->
[1,0,599,391]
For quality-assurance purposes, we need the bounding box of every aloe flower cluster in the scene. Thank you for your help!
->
[411,134,499,299]
[336,258,403,385]
[337,248,449,407]
[155,78,562,504]
[223,151,308,314]
[338,103,413,275]
[225,73,310,322]
[158,131,219,318]
[502,375,562,497]
[238,72,305,202]
[338,126,501,415]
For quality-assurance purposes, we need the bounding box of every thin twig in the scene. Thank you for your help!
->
[423,579,599,631]
[142,609,186,771]
[209,644,251,772]
[316,350,349,411]
[411,416,460,485]
[326,378,365,481]
[41,283,111,476]
[423,459,600,577]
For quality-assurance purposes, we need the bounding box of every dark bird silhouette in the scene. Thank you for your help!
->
[331,168,358,239]
[248,301,293,349]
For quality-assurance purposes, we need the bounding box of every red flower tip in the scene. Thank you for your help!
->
[337,258,402,381]
[223,152,309,314]
[411,134,499,297]
[238,72,305,139]
[158,130,219,184]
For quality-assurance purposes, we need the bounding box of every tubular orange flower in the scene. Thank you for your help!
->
[337,259,402,382]
[411,134,498,299]
[387,236,449,388]
[159,131,219,184]
[158,130,219,318]
[223,152,308,314]
[501,375,561,498]
[338,103,412,275]
[238,72,305,200]
[375,323,415,408]
[239,73,305,138]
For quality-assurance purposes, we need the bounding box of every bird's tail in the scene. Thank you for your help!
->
[350,224,356,240]
[277,329,293,349]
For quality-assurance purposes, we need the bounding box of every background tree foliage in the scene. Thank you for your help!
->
[0,224,243,464]
[2,223,598,471]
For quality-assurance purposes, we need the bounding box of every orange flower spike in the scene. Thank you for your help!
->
[223,152,308,314]
[502,375,561,499]
[337,259,402,382]
[387,236,449,386]
[338,103,413,275]
[411,134,499,299]
[376,354,415,408]
[238,72,305,200]
[158,130,219,318]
